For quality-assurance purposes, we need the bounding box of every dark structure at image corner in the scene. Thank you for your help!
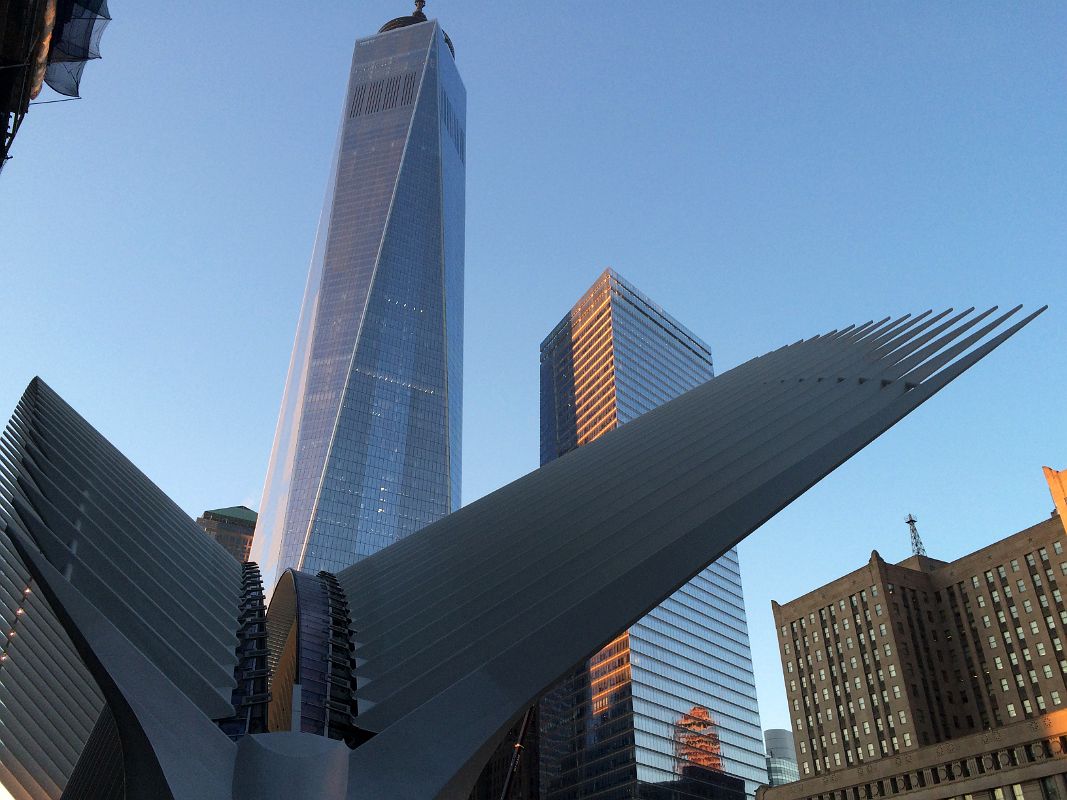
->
[0,0,111,174]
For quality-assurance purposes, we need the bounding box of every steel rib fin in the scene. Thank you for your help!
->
[883,305,1000,382]
[879,307,973,371]
[902,305,1046,394]
[894,305,1022,385]
[6,519,236,800]
[349,315,981,665]
[873,308,956,362]
[854,310,953,376]
[856,313,914,348]
[867,311,931,352]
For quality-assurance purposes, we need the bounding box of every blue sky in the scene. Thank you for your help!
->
[1,0,1065,751]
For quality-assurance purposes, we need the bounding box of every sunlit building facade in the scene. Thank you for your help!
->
[195,505,257,563]
[251,9,464,591]
[771,512,1067,781]
[762,508,1067,800]
[537,269,767,799]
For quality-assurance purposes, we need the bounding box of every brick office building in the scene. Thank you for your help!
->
[760,508,1067,800]
[196,505,257,563]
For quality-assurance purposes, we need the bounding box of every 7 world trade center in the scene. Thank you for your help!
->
[533,270,766,800]
[249,4,765,799]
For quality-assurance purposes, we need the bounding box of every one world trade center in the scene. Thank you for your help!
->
[252,3,465,592]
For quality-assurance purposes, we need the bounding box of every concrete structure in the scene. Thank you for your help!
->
[196,506,257,562]
[0,303,1043,799]
[534,269,766,798]
[251,4,465,592]
[765,730,799,787]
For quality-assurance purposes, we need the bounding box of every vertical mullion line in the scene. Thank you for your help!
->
[435,28,455,514]
[254,41,354,592]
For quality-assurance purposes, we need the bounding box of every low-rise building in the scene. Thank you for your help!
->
[196,505,257,563]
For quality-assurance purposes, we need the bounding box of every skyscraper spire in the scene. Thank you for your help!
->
[378,0,433,36]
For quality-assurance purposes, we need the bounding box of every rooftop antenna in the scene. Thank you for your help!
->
[905,514,927,557]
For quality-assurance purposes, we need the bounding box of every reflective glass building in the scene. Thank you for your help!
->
[763,729,799,787]
[538,270,768,799]
[251,9,465,591]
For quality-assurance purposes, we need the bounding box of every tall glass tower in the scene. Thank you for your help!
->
[252,5,464,592]
[538,269,768,799]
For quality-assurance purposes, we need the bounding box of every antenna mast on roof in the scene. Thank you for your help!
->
[905,514,927,557]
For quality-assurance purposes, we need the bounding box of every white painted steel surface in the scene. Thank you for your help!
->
[0,306,1043,799]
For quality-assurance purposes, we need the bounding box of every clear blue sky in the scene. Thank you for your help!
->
[1,1,1065,746]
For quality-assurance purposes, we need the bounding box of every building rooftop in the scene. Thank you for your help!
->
[202,506,258,525]
[775,514,1062,611]
[892,553,948,573]
[539,267,714,362]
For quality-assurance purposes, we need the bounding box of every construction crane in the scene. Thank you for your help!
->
[905,514,927,557]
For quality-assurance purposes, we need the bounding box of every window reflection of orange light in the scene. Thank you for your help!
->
[590,633,628,657]
[591,670,631,703]
[674,706,724,773]
[590,662,631,689]
[590,633,632,703]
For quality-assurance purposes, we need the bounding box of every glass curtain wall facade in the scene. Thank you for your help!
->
[763,730,799,787]
[538,270,767,800]
[251,15,464,592]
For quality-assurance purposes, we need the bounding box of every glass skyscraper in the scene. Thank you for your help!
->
[538,269,767,799]
[251,7,464,592]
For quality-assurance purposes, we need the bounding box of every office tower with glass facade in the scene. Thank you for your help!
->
[763,730,799,787]
[251,6,465,591]
[196,505,258,562]
[537,269,768,799]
